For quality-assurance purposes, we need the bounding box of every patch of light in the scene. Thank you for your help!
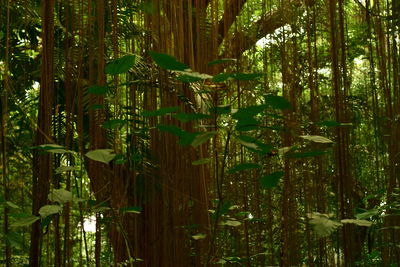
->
[248,213,254,219]
[83,215,97,233]
[32,81,40,90]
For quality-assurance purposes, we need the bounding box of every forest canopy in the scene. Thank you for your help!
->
[0,0,399,266]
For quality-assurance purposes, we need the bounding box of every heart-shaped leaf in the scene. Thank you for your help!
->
[105,54,136,75]
[85,149,116,164]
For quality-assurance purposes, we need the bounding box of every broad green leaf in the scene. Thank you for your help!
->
[260,171,284,189]
[33,144,70,154]
[120,206,142,214]
[89,104,104,110]
[235,118,259,131]
[172,112,212,123]
[48,189,73,204]
[286,150,328,158]
[179,132,199,146]
[341,219,373,227]
[237,135,274,155]
[6,231,22,248]
[220,219,241,227]
[232,105,267,120]
[39,205,62,218]
[142,106,180,117]
[191,131,216,147]
[192,233,207,240]
[307,212,342,237]
[175,71,212,82]
[11,216,40,227]
[300,135,334,144]
[265,95,292,110]
[355,209,380,220]
[212,73,232,82]
[85,149,116,164]
[192,158,211,165]
[40,215,53,228]
[105,54,136,75]
[208,58,236,66]
[156,124,185,137]
[6,201,19,209]
[233,73,263,81]
[102,119,126,129]
[87,85,108,95]
[55,166,78,174]
[209,105,231,115]
[229,163,261,173]
[149,51,188,71]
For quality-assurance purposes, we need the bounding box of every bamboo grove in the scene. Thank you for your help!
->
[0,0,399,266]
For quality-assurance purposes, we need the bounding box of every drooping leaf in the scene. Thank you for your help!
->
[259,171,285,189]
[175,71,212,82]
[6,201,19,209]
[318,120,353,127]
[172,112,212,123]
[232,105,267,120]
[192,233,207,240]
[191,131,217,147]
[179,132,199,146]
[11,216,40,227]
[209,105,231,115]
[208,58,236,66]
[265,95,292,110]
[39,205,62,218]
[229,163,261,173]
[233,73,263,81]
[85,149,116,164]
[355,208,380,220]
[105,54,136,75]
[212,73,232,82]
[89,104,104,110]
[156,124,185,137]
[40,215,53,228]
[307,212,342,237]
[120,206,142,214]
[87,85,108,95]
[235,118,259,131]
[237,135,274,155]
[149,51,188,71]
[341,219,373,227]
[300,135,334,144]
[192,158,211,165]
[55,166,78,174]
[48,189,73,204]
[32,144,70,154]
[142,106,180,117]
[102,119,126,129]
[220,219,241,227]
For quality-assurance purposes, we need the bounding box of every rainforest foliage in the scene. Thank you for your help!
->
[1,0,400,266]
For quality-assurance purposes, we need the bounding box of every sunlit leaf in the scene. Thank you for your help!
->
[120,206,142,214]
[48,189,73,204]
[55,166,78,174]
[105,54,136,75]
[300,135,334,144]
[11,216,40,227]
[260,171,284,189]
[39,205,62,218]
[307,212,342,237]
[355,209,380,220]
[192,233,207,240]
[5,201,19,209]
[85,149,116,164]
[341,219,373,227]
[220,220,241,227]
[149,51,188,71]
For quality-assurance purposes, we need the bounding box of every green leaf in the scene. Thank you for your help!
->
[85,149,116,164]
[39,205,62,218]
[48,189,73,204]
[149,51,188,71]
[237,135,274,155]
[260,171,284,189]
[212,73,232,82]
[233,73,263,81]
[55,166,78,174]
[318,120,353,127]
[172,112,212,123]
[220,219,241,227]
[179,132,199,146]
[192,233,207,240]
[89,104,104,110]
[229,163,261,173]
[156,124,185,137]
[307,212,342,237]
[11,216,40,227]
[175,71,212,82]
[232,105,267,119]
[87,85,108,95]
[6,231,22,248]
[120,206,142,214]
[142,106,180,117]
[209,105,231,115]
[191,131,216,147]
[355,209,380,220]
[300,135,334,144]
[208,58,236,66]
[235,118,259,131]
[192,158,211,165]
[176,75,203,83]
[341,219,373,227]
[102,119,126,129]
[33,144,70,154]
[105,54,136,75]
[6,201,19,209]
[265,95,292,110]
[286,150,328,158]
